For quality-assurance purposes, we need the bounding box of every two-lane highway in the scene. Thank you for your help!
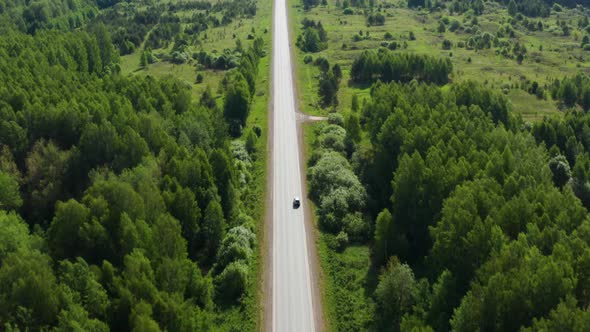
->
[271,0,316,329]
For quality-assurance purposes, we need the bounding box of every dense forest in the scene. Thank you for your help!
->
[293,0,590,327]
[0,0,265,330]
[309,77,590,331]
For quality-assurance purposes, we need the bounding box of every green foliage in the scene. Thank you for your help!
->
[224,73,251,135]
[0,249,63,329]
[245,128,258,154]
[548,155,571,188]
[296,19,328,52]
[442,39,452,50]
[0,12,261,329]
[508,0,518,16]
[309,123,367,237]
[215,261,249,301]
[313,69,590,330]
[202,199,226,261]
[375,258,418,328]
[350,49,452,84]
[0,171,21,210]
[0,211,40,261]
[367,13,385,26]
[373,209,394,266]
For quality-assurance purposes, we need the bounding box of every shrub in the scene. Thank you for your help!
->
[216,226,255,271]
[343,7,354,14]
[245,129,257,154]
[343,212,368,242]
[319,124,346,152]
[335,231,349,251]
[328,113,345,126]
[442,39,452,50]
[314,57,330,72]
[252,125,262,137]
[196,73,204,83]
[449,20,461,32]
[215,261,249,301]
[304,55,313,64]
[384,32,393,40]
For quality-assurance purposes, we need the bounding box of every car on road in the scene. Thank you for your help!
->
[293,197,300,208]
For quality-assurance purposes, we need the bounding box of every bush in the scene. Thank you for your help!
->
[583,44,590,51]
[442,39,452,50]
[216,226,255,271]
[328,113,345,126]
[384,32,393,40]
[245,128,257,154]
[252,125,262,137]
[343,7,354,14]
[196,73,204,83]
[449,20,461,32]
[335,231,349,251]
[320,124,346,151]
[304,55,313,64]
[314,57,330,72]
[343,212,368,242]
[171,51,189,64]
[215,261,249,301]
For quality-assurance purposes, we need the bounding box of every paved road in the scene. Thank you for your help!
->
[271,0,316,329]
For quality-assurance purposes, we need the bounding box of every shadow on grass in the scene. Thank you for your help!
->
[347,80,374,90]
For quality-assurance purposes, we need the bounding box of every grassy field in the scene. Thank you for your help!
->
[289,0,590,122]
[120,1,273,101]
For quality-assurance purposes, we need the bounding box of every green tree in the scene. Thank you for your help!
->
[0,171,21,210]
[201,200,226,260]
[373,209,394,266]
[24,139,71,224]
[301,27,321,52]
[559,79,578,107]
[0,249,63,330]
[151,213,187,262]
[0,211,39,261]
[48,199,90,260]
[245,128,258,154]
[209,149,237,220]
[223,74,251,134]
[58,257,109,319]
[508,0,517,16]
[215,260,248,301]
[130,302,161,332]
[375,258,418,328]
[548,155,571,188]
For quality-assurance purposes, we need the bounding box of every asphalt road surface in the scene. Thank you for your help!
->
[271,0,316,329]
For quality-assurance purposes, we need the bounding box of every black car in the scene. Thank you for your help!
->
[293,197,301,208]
